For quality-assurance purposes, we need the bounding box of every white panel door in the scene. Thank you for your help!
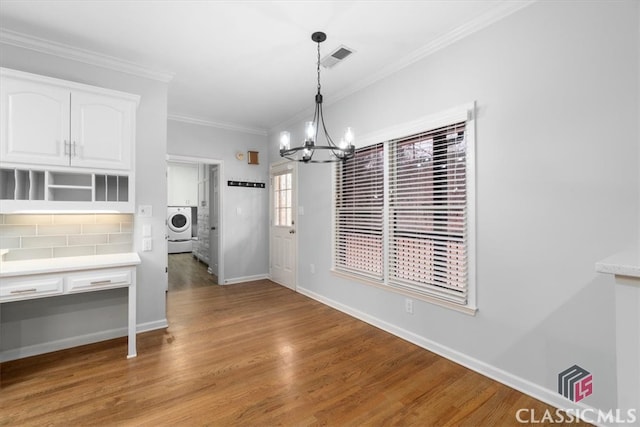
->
[0,77,70,166]
[270,163,296,290]
[70,90,133,170]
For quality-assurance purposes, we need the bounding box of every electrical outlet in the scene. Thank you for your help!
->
[405,298,414,314]
[310,264,315,274]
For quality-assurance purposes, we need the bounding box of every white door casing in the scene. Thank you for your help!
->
[270,162,297,290]
[209,165,220,277]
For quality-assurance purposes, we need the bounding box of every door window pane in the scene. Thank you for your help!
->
[274,172,293,226]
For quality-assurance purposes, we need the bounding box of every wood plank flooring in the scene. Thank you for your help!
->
[168,253,218,290]
[0,256,590,426]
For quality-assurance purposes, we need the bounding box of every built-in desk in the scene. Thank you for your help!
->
[596,251,640,418]
[0,252,141,359]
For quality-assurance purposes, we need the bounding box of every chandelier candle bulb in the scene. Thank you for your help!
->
[344,127,354,145]
[305,121,315,141]
[303,148,312,162]
[279,131,290,150]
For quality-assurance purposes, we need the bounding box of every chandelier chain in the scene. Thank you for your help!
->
[317,41,321,94]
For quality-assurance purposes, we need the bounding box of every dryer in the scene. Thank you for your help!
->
[167,206,192,253]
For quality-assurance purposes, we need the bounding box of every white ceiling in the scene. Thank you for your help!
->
[0,1,531,134]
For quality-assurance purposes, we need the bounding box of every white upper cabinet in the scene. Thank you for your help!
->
[0,77,71,167]
[71,90,134,170]
[0,68,138,171]
[167,162,199,206]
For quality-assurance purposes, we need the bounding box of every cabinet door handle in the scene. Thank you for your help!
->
[63,140,69,155]
[73,141,77,157]
[10,288,37,294]
[90,280,112,285]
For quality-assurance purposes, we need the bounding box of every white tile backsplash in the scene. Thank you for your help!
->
[0,214,133,261]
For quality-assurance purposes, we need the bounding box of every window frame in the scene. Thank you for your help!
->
[331,103,477,314]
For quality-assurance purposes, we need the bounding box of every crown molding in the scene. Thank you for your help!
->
[168,113,268,136]
[332,0,537,107]
[0,28,175,83]
[270,0,536,133]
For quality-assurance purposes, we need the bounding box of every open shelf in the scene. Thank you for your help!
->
[0,167,133,211]
[95,174,129,202]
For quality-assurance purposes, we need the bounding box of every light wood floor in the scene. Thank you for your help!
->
[169,252,218,290]
[1,256,589,426]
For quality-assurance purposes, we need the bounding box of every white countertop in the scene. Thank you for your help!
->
[595,251,640,279]
[0,252,141,277]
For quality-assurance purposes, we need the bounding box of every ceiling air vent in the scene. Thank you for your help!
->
[321,45,355,69]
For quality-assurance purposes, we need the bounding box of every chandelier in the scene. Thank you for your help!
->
[279,32,355,163]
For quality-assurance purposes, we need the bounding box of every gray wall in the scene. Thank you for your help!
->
[268,0,639,413]
[0,43,169,357]
[167,119,269,282]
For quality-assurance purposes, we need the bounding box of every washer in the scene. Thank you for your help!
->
[168,207,193,254]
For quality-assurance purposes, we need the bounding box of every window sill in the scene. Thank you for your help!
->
[331,269,478,316]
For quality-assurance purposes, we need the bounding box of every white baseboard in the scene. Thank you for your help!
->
[137,318,169,333]
[0,319,169,363]
[297,287,604,426]
[223,273,269,285]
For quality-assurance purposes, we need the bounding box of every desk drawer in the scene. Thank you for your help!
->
[65,269,131,293]
[0,276,64,302]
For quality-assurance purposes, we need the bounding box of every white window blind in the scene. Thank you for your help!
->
[333,111,474,309]
[388,121,468,304]
[334,143,384,281]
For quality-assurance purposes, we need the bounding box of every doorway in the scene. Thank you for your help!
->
[166,155,224,289]
[269,161,297,290]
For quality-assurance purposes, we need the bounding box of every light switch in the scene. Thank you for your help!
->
[142,238,153,251]
[143,224,152,237]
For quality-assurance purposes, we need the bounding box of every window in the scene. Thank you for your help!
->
[333,109,475,311]
[388,122,468,304]
[273,171,292,226]
[334,143,384,281]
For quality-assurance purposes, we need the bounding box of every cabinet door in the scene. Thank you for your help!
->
[0,77,70,166]
[70,91,133,170]
[168,162,198,206]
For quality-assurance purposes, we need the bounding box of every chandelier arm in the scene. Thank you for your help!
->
[318,106,336,148]
[314,101,320,143]
[280,145,351,163]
